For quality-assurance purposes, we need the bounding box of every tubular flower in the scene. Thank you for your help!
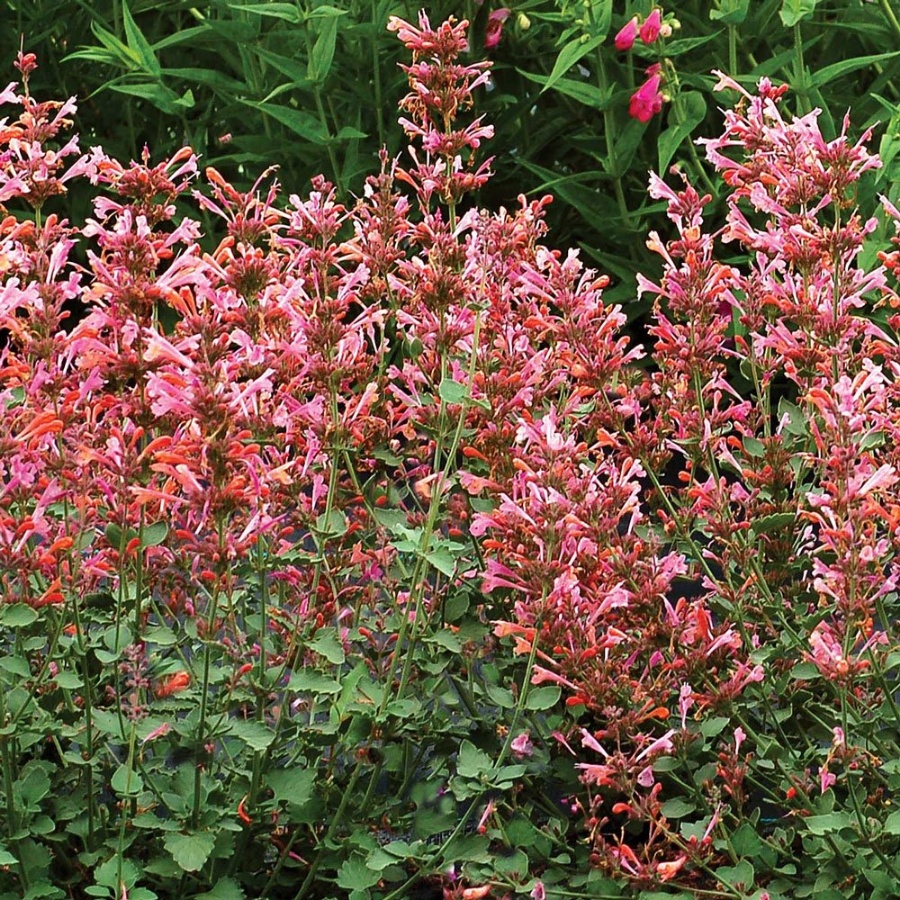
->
[485,8,511,49]
[614,16,639,51]
[629,64,665,123]
[640,8,663,44]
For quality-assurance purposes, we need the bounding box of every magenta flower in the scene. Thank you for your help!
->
[485,8,511,49]
[629,65,664,123]
[614,16,639,51]
[639,8,662,44]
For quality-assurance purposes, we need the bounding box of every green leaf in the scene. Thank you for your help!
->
[164,831,216,873]
[425,628,462,652]
[227,2,301,22]
[195,878,246,900]
[336,855,381,891]
[779,0,820,27]
[267,768,315,807]
[309,629,345,665]
[541,35,605,95]
[864,868,897,892]
[111,764,144,796]
[660,798,695,819]
[0,847,16,865]
[811,52,900,88]
[517,70,613,110]
[425,547,457,577]
[109,82,194,115]
[717,859,755,888]
[241,101,328,144]
[121,0,160,76]
[525,686,561,710]
[658,92,706,175]
[710,0,750,25]
[883,809,900,834]
[89,19,142,69]
[54,671,82,690]
[142,521,169,547]
[751,513,795,536]
[804,812,852,834]
[730,822,764,856]
[229,719,276,752]
[286,670,342,694]
[457,740,492,778]
[315,509,348,537]
[0,604,39,627]
[308,14,339,83]
[698,716,730,738]
[438,377,470,405]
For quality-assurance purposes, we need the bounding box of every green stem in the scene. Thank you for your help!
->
[880,0,900,41]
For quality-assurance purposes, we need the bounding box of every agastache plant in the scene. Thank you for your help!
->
[3,13,900,900]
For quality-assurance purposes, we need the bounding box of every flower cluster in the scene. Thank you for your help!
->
[3,13,900,900]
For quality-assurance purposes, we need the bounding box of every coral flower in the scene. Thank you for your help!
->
[155,671,191,698]
[614,16,639,51]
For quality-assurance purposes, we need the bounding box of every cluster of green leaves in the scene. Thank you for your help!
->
[5,0,900,314]
[0,539,575,899]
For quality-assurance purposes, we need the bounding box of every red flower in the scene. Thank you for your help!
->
[629,65,665,123]
[639,8,662,44]
[485,8,511,49]
[614,16,639,51]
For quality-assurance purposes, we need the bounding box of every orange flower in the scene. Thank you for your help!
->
[155,671,191,698]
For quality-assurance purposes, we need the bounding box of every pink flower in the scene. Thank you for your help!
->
[640,8,662,44]
[511,732,535,759]
[629,66,664,123]
[485,8,511,49]
[614,16,639,51]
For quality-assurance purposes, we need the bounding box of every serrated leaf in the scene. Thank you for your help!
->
[309,629,345,665]
[752,513,795,536]
[425,547,456,577]
[805,812,852,834]
[717,859,755,887]
[267,768,315,807]
[195,877,246,899]
[457,740,492,778]
[164,831,215,873]
[229,719,275,751]
[336,855,381,891]
[315,509,348,537]
[286,670,342,694]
